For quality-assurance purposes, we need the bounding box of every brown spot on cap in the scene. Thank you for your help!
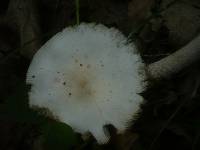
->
[87,64,91,69]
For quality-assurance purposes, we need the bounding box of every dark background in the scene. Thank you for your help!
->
[0,0,200,150]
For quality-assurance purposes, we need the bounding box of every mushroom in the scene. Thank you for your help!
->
[26,23,146,144]
[147,34,200,78]
[26,23,200,144]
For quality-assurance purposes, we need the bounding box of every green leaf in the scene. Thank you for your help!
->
[42,121,78,150]
[0,82,47,124]
[1,81,78,149]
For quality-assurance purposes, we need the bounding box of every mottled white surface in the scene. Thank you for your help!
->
[26,23,145,144]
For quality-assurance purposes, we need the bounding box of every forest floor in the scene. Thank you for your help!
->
[0,0,200,150]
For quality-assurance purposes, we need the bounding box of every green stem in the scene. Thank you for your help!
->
[76,0,80,25]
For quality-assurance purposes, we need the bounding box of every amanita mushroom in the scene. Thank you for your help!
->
[26,22,200,144]
[26,23,146,144]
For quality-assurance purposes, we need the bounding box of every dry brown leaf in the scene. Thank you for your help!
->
[128,0,155,25]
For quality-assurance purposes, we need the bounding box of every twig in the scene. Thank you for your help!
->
[75,0,80,25]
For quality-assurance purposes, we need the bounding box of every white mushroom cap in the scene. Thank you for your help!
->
[26,23,145,144]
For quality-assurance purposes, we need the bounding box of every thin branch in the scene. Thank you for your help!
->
[76,0,80,25]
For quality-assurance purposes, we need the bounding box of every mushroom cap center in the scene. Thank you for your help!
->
[71,73,94,98]
[64,64,97,100]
